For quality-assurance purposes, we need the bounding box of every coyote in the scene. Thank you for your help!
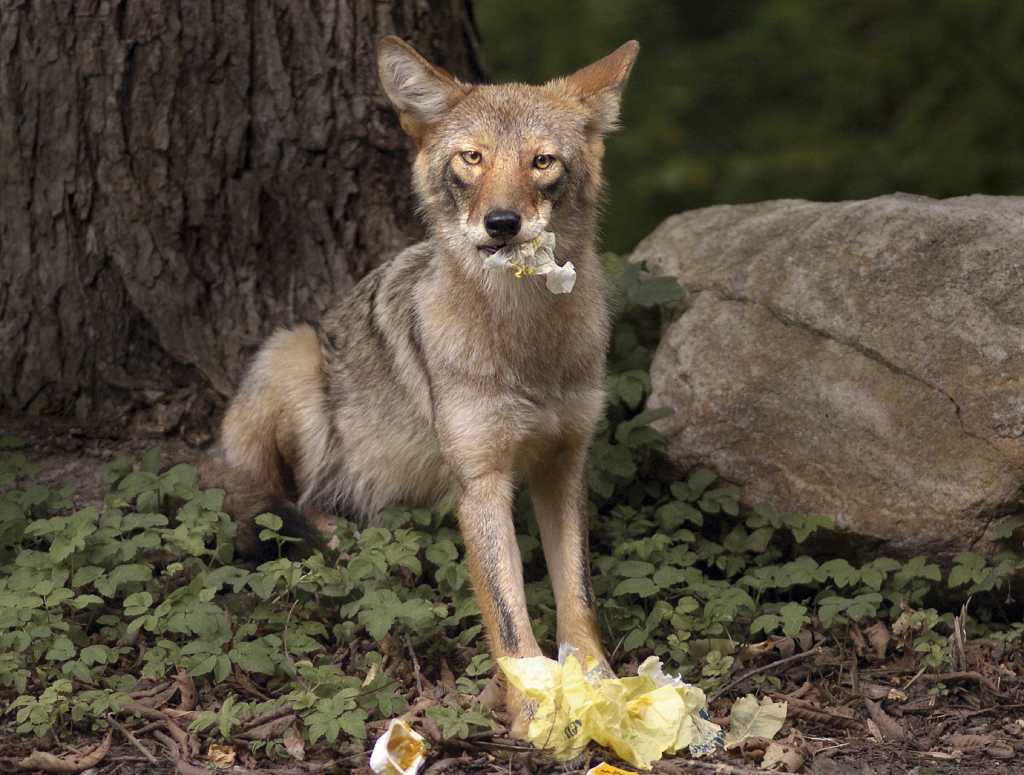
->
[214,35,638,724]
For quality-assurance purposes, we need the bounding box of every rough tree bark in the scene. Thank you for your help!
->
[0,0,483,442]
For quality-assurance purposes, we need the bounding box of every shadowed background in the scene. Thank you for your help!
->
[476,0,1024,253]
[2,0,1021,434]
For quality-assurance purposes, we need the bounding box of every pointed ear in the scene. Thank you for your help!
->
[377,36,469,140]
[561,40,639,134]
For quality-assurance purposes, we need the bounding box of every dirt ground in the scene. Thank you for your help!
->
[0,412,203,506]
[3,414,1023,774]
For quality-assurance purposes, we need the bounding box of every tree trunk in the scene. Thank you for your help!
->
[0,0,483,442]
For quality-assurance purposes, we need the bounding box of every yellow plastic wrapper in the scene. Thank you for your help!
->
[586,763,640,775]
[498,650,723,770]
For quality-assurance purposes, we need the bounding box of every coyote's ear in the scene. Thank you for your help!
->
[561,40,639,134]
[377,36,468,140]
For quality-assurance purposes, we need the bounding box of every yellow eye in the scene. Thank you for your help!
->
[533,154,555,170]
[460,150,482,165]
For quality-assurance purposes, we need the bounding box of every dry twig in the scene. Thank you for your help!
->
[916,671,1006,697]
[106,714,158,765]
[406,633,425,696]
[15,730,112,773]
[655,757,775,774]
[129,681,173,700]
[424,757,468,774]
[710,647,820,702]
[771,696,860,729]
[864,699,907,741]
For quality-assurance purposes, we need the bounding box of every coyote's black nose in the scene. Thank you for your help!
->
[484,209,521,239]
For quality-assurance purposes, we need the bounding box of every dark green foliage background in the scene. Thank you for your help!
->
[475,0,1024,253]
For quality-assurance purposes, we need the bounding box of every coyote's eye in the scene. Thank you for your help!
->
[533,154,555,170]
[459,150,482,165]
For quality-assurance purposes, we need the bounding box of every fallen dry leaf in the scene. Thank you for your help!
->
[849,624,868,655]
[475,674,504,712]
[236,713,297,741]
[951,602,969,672]
[207,742,236,769]
[439,659,457,694]
[947,733,1015,759]
[725,695,788,750]
[864,622,891,660]
[17,730,112,773]
[860,683,891,701]
[886,687,908,702]
[738,639,777,661]
[130,680,173,700]
[866,718,883,744]
[362,659,380,687]
[163,716,197,757]
[762,740,805,772]
[174,668,197,711]
[948,733,997,751]
[864,699,906,741]
[736,735,771,761]
[283,725,306,761]
[989,744,1016,760]
[402,695,438,720]
[418,713,443,743]
[922,750,961,761]
[774,637,797,658]
[133,683,178,709]
[776,696,858,728]
[891,607,915,639]
[240,749,259,768]
[861,683,906,702]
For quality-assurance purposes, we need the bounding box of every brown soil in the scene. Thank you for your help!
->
[1,412,203,505]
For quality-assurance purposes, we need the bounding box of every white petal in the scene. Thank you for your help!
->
[533,245,556,266]
[531,254,557,275]
[638,656,686,688]
[483,253,509,270]
[545,262,576,294]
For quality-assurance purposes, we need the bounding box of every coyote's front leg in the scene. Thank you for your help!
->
[529,445,609,675]
[456,470,543,732]
[458,472,542,659]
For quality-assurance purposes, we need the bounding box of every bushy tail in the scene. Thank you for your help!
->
[198,450,335,559]
[201,324,337,558]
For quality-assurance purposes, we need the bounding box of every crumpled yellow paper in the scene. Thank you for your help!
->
[482,231,576,294]
[586,763,637,775]
[498,651,723,770]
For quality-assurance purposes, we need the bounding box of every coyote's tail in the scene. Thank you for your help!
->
[201,324,336,557]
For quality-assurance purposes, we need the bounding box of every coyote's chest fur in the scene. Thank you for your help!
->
[243,238,609,523]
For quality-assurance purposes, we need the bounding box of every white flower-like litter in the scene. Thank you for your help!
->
[369,718,427,775]
[482,231,576,294]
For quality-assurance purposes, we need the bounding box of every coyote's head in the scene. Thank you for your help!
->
[377,36,638,264]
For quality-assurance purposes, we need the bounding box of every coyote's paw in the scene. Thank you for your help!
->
[503,686,536,742]
[560,641,615,680]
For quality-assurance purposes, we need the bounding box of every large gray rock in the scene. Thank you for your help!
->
[633,194,1024,556]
